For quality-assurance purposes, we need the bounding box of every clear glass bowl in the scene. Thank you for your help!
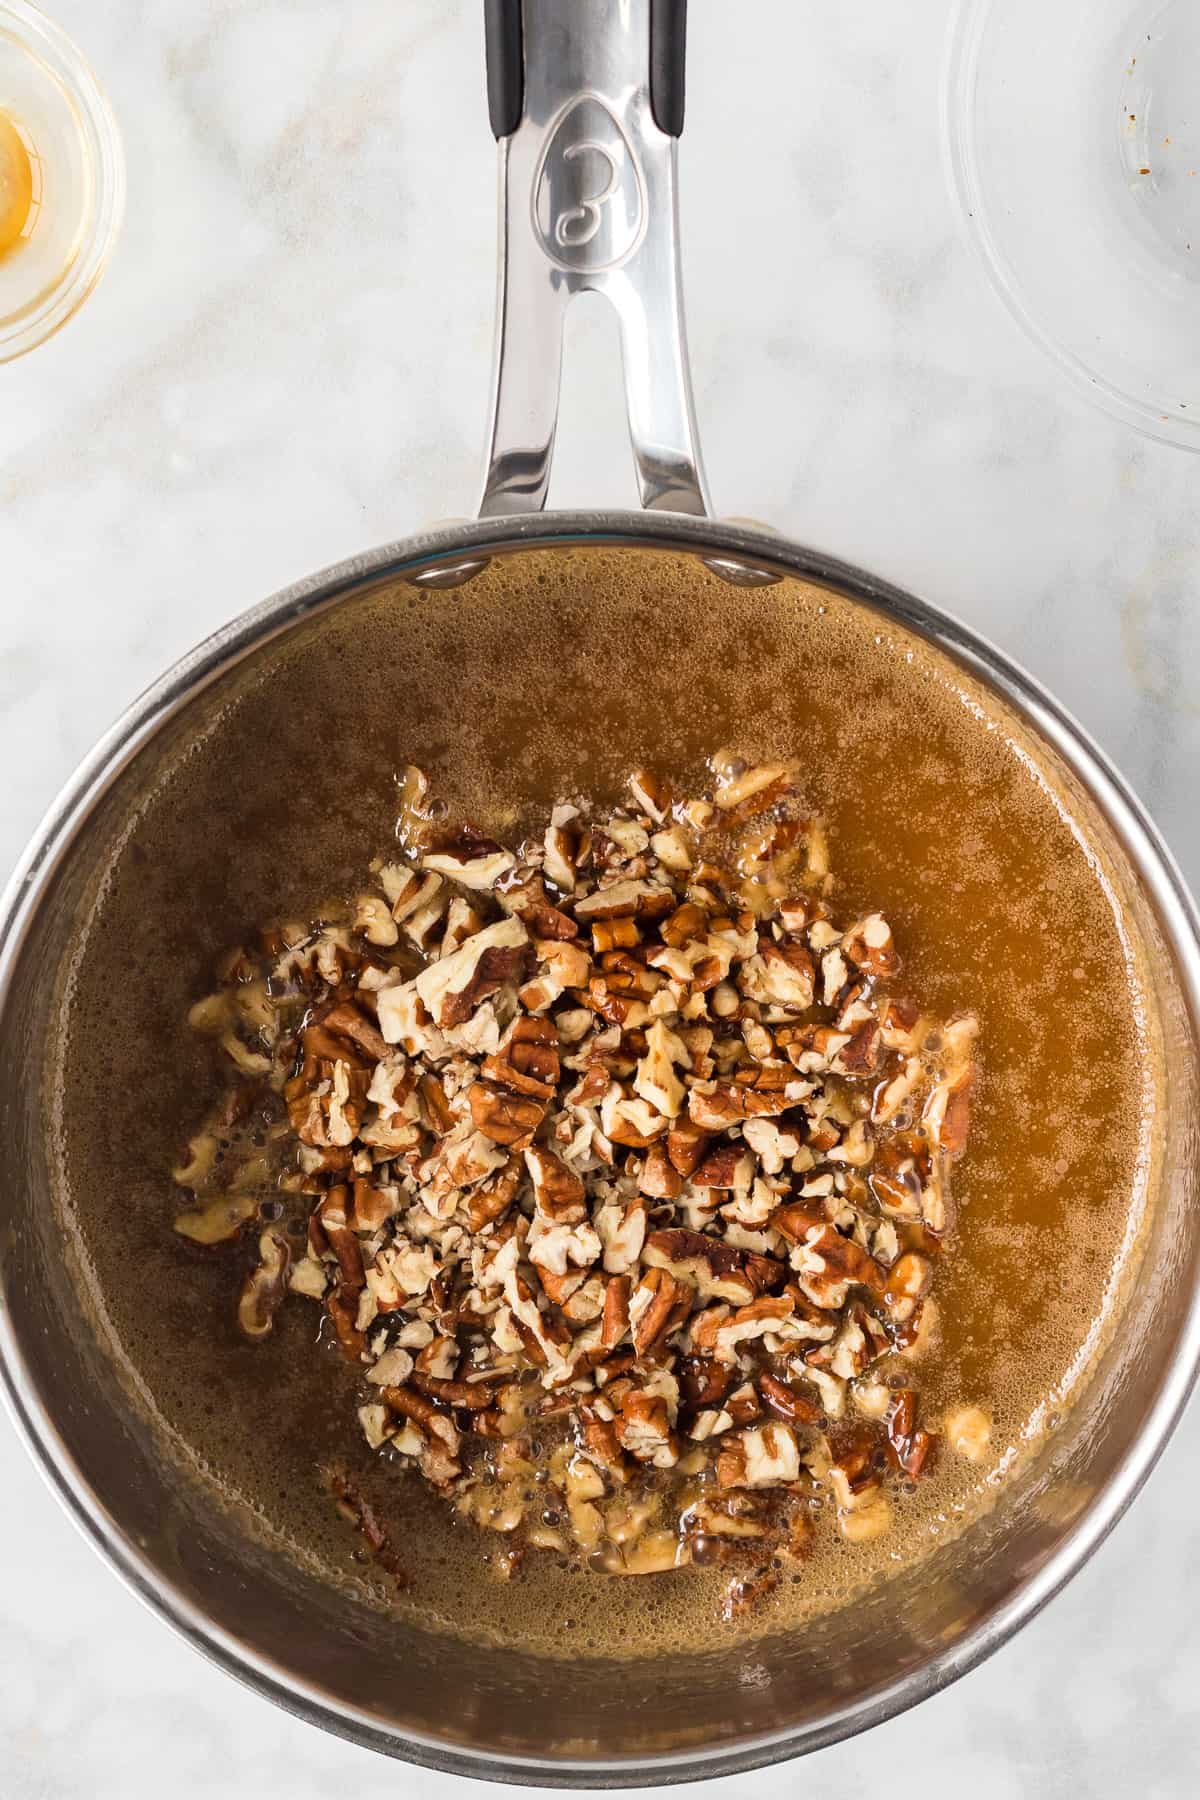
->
[0,0,123,362]
[944,0,1200,451]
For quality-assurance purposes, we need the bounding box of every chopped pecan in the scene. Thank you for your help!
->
[601,1274,631,1349]
[884,1389,938,1477]
[691,1146,755,1190]
[758,1373,822,1426]
[629,767,674,822]
[721,1566,781,1620]
[592,917,640,953]
[667,1117,712,1177]
[525,1143,587,1221]
[380,916,530,1038]
[411,1371,507,1411]
[464,1156,522,1231]
[381,1382,459,1444]
[643,1228,757,1304]
[882,1252,933,1324]
[578,1402,629,1476]
[422,826,515,890]
[768,1201,828,1243]
[614,1391,679,1468]
[174,1192,258,1246]
[638,1142,683,1198]
[925,1065,973,1154]
[468,1080,545,1148]
[519,900,579,941]
[316,1185,364,1292]
[326,1288,368,1362]
[483,1015,560,1098]
[661,901,708,947]
[713,762,795,817]
[182,760,978,1604]
[827,1435,883,1512]
[725,1381,763,1426]
[237,1231,292,1339]
[794,1226,886,1306]
[629,1267,692,1357]
[842,913,900,980]
[678,1354,733,1411]
[574,879,675,921]
[418,1070,454,1135]
[688,1081,786,1130]
[717,1422,800,1488]
[943,1404,991,1462]
[322,1000,391,1062]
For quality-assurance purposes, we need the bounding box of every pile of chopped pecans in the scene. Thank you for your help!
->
[174,758,980,1613]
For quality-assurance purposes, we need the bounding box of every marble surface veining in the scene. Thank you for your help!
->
[2,2,1198,1795]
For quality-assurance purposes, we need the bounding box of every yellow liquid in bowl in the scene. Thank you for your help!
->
[0,110,33,258]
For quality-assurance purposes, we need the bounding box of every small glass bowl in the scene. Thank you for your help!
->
[944,0,1200,451]
[0,0,124,362]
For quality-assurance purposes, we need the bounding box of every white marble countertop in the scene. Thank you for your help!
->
[3,2,1198,1794]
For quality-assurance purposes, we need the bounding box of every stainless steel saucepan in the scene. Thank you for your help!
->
[2,1,1198,1785]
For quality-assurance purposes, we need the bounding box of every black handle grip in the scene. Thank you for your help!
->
[483,0,688,140]
[484,0,523,139]
[649,0,687,137]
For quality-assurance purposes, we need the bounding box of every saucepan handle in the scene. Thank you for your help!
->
[478,0,710,518]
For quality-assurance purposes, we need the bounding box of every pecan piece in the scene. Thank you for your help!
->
[925,1066,974,1155]
[638,1142,683,1198]
[468,1079,545,1148]
[721,1566,781,1621]
[691,1146,755,1190]
[237,1231,292,1339]
[574,879,675,922]
[688,1082,786,1130]
[885,1389,938,1477]
[614,1391,679,1468]
[601,1274,632,1349]
[321,1001,391,1062]
[410,1372,507,1411]
[379,916,531,1039]
[628,767,674,822]
[661,901,708,947]
[882,1251,933,1324]
[525,1143,587,1221]
[716,1421,800,1488]
[483,1016,560,1099]
[794,1226,886,1305]
[629,1267,692,1358]
[842,913,900,980]
[518,900,579,941]
[316,1185,364,1292]
[678,1354,732,1411]
[325,1288,368,1361]
[667,1117,712,1178]
[380,1382,460,1446]
[421,825,515,890]
[768,1201,828,1243]
[464,1155,523,1232]
[643,1228,757,1304]
[758,1373,822,1426]
[578,1402,629,1477]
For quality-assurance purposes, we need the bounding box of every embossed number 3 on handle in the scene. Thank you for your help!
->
[532,94,646,274]
[554,140,619,249]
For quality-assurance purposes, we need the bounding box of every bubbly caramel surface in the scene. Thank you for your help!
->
[53,544,1159,1656]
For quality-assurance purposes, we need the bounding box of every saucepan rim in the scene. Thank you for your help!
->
[2,508,1199,1786]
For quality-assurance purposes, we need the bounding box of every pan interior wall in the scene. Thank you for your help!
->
[45,542,1166,1677]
